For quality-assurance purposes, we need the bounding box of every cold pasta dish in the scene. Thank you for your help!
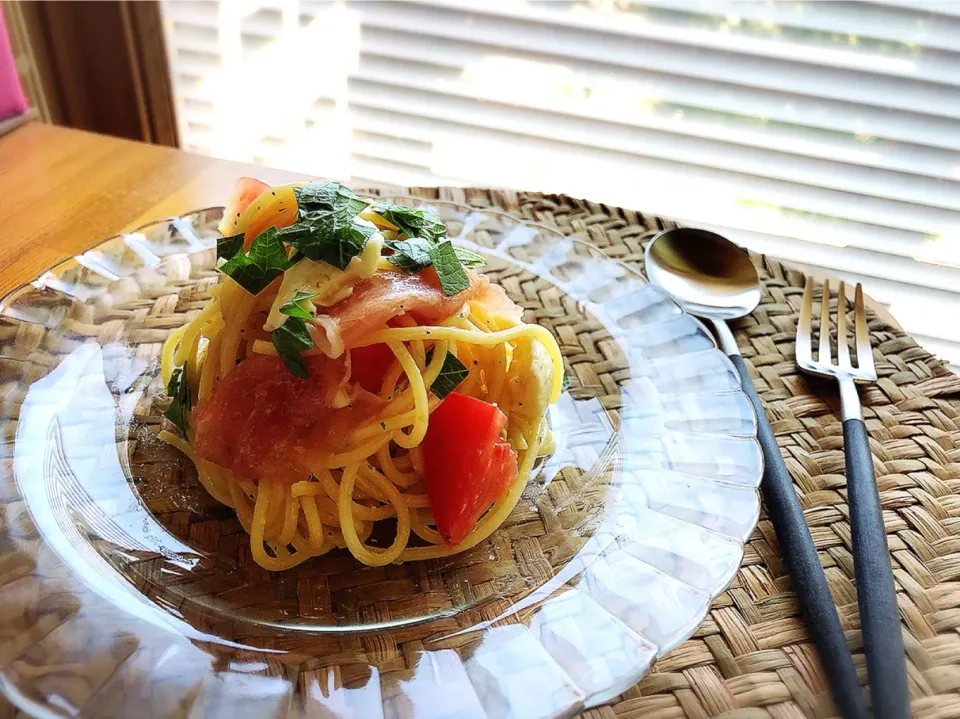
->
[158,178,562,570]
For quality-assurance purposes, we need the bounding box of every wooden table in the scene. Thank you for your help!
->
[0,122,313,297]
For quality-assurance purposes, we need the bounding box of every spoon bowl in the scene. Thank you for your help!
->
[645,227,761,320]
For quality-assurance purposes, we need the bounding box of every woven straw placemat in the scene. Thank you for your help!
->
[404,188,960,719]
[2,188,959,719]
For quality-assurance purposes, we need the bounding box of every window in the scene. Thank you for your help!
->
[162,0,960,369]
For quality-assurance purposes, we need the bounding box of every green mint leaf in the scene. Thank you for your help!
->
[373,202,446,242]
[279,183,374,270]
[428,241,471,296]
[270,316,315,378]
[297,182,368,216]
[220,227,294,295]
[280,290,319,320]
[561,370,571,393]
[429,352,469,400]
[287,214,373,271]
[164,363,191,433]
[247,227,291,267]
[385,237,434,273]
[386,238,484,275]
[217,233,244,261]
[453,247,486,269]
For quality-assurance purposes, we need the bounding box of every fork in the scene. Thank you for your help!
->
[797,278,910,719]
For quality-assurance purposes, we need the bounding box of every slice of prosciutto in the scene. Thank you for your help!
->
[192,353,385,482]
[471,278,524,323]
[311,267,491,356]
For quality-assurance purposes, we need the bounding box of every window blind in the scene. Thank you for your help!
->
[161,0,960,370]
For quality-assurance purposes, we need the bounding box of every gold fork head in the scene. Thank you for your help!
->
[796,277,876,382]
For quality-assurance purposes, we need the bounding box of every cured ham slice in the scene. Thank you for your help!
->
[193,354,385,481]
[311,267,489,356]
[470,280,524,322]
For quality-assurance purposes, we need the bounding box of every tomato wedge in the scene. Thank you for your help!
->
[349,343,396,394]
[422,393,519,546]
[219,177,270,235]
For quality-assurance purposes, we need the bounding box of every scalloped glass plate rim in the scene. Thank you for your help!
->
[0,196,763,719]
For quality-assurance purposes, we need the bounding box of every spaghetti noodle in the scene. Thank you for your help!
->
[159,179,562,570]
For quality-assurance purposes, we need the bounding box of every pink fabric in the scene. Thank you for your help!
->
[0,6,28,121]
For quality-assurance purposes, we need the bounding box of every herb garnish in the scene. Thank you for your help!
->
[300,182,369,216]
[429,351,470,400]
[374,201,485,296]
[373,202,446,242]
[453,247,486,268]
[217,233,244,261]
[428,241,471,296]
[277,183,374,270]
[279,289,319,320]
[217,187,486,379]
[220,227,296,294]
[385,237,434,273]
[164,363,191,432]
[219,182,374,291]
[270,317,315,378]
[561,370,571,393]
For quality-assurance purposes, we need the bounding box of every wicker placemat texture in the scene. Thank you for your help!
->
[444,188,960,719]
[1,188,958,719]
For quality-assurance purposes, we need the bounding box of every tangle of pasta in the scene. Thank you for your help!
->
[158,180,562,570]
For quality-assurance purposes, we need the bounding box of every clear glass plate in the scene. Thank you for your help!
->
[0,200,761,719]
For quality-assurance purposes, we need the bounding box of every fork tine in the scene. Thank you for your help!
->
[796,276,814,364]
[854,283,875,375]
[819,279,832,365]
[836,281,851,368]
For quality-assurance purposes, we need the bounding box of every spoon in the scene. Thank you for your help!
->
[645,228,868,719]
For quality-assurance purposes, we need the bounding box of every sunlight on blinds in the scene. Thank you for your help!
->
[161,0,960,369]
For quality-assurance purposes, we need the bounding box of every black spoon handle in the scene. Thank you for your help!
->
[844,418,910,719]
[731,355,868,719]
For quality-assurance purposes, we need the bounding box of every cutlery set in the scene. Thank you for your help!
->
[647,229,909,719]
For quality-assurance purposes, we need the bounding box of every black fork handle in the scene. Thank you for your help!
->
[731,356,868,719]
[844,418,910,719]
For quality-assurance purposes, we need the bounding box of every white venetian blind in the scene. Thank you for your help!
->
[161,0,960,369]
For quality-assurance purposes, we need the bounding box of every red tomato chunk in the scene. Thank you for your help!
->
[422,393,519,546]
[349,344,396,394]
